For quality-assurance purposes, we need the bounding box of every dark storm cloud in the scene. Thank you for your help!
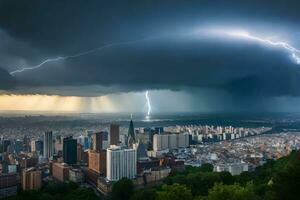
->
[1,0,300,99]
[0,67,16,89]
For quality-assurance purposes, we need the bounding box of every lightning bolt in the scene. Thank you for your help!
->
[145,90,151,116]
[225,30,300,64]
[10,30,300,76]
[9,37,156,75]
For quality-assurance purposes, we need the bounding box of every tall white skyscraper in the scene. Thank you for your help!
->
[106,146,136,181]
[43,131,53,159]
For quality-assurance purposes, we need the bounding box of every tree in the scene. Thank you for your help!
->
[199,163,214,172]
[219,171,235,185]
[129,188,156,200]
[187,172,221,196]
[206,183,260,200]
[111,178,134,200]
[235,171,255,186]
[64,188,99,200]
[272,151,300,200]
[157,183,193,200]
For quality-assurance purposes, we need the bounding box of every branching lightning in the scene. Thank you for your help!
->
[10,30,300,76]
[225,30,300,64]
[145,90,151,116]
[9,37,156,75]
[8,28,300,116]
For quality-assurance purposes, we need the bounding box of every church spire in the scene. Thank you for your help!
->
[127,118,136,148]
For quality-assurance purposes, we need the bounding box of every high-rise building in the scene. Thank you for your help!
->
[88,150,106,175]
[54,135,63,154]
[106,146,136,181]
[92,132,108,151]
[110,124,120,145]
[2,140,11,153]
[127,120,136,148]
[31,140,43,155]
[23,135,30,152]
[43,131,53,159]
[78,135,89,150]
[77,144,85,163]
[22,168,42,191]
[63,137,77,165]
[14,140,23,153]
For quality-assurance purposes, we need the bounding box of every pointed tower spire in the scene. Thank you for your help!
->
[127,117,136,148]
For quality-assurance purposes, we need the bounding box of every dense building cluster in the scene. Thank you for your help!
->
[1,118,298,198]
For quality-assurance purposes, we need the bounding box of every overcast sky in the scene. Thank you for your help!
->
[1,0,300,113]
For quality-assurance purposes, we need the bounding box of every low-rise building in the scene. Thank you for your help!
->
[0,173,17,198]
[88,150,106,175]
[52,162,69,182]
[22,167,42,191]
[69,167,84,183]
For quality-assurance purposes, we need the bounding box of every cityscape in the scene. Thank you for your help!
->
[0,113,300,199]
[1,1,300,200]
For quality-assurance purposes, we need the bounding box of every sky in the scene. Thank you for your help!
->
[1,0,300,113]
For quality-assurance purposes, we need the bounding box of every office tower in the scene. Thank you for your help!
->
[54,135,63,154]
[52,162,69,182]
[127,120,136,148]
[31,140,43,155]
[63,137,77,165]
[2,140,11,153]
[88,150,106,175]
[14,140,23,153]
[43,131,53,159]
[92,132,108,151]
[110,124,120,145]
[23,135,30,152]
[22,168,42,191]
[106,146,136,181]
[77,144,84,163]
[78,135,89,150]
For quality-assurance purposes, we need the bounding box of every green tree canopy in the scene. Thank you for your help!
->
[129,188,156,200]
[111,178,134,200]
[205,183,260,200]
[157,183,193,200]
[272,150,300,200]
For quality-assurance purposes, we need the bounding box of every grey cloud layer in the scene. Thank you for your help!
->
[1,0,300,99]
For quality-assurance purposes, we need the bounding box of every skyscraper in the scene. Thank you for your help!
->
[31,140,43,155]
[92,132,108,151]
[63,137,77,165]
[127,120,136,148]
[106,146,136,181]
[43,131,53,159]
[14,140,23,153]
[110,124,120,145]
